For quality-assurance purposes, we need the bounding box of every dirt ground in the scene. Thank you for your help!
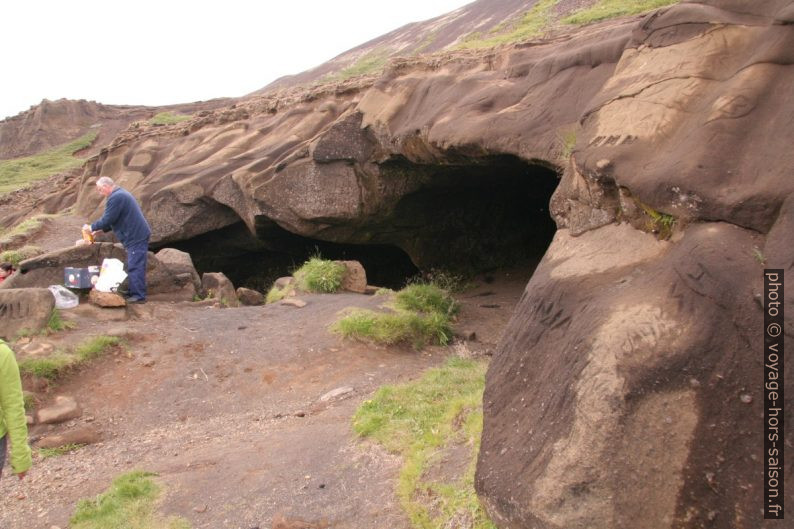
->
[0,214,532,529]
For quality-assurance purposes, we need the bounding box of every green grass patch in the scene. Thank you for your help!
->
[0,245,44,266]
[70,470,191,529]
[18,353,73,380]
[332,282,457,348]
[0,132,97,194]
[563,0,678,25]
[333,308,453,349]
[39,443,82,459]
[149,112,192,126]
[293,257,346,293]
[0,214,55,243]
[18,335,121,381]
[354,357,494,529]
[456,0,556,49]
[324,48,391,82]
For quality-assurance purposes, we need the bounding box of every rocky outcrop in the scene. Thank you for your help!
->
[0,97,234,160]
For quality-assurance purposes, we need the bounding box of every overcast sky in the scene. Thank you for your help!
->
[0,0,472,120]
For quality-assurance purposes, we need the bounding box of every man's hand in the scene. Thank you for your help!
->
[17,471,26,480]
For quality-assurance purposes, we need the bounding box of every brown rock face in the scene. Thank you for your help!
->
[475,3,794,529]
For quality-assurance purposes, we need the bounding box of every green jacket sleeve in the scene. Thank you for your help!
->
[0,340,32,474]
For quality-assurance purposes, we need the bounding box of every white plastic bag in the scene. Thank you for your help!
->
[48,285,79,309]
[95,258,127,293]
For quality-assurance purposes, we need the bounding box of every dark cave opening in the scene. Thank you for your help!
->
[161,155,559,291]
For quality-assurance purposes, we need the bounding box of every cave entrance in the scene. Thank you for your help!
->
[163,154,559,291]
[164,222,419,291]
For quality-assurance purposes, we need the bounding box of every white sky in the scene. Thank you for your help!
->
[0,0,472,120]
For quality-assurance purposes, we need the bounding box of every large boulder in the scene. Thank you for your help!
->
[0,288,54,339]
[201,272,239,307]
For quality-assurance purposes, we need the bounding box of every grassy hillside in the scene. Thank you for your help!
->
[0,131,96,194]
[458,0,678,49]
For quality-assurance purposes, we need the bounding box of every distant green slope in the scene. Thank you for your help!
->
[0,131,96,194]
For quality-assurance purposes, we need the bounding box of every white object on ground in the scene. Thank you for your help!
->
[48,285,79,309]
[94,258,127,292]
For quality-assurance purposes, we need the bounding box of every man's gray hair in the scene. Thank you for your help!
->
[96,176,115,188]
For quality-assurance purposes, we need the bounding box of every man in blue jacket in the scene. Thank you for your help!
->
[84,176,152,303]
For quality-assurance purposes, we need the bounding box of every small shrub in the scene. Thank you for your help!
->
[293,257,346,293]
[148,112,191,125]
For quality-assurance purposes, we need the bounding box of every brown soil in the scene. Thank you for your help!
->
[0,215,532,529]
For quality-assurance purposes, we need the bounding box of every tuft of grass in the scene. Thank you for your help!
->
[353,357,494,529]
[265,284,290,304]
[39,443,82,459]
[558,127,577,161]
[752,247,766,265]
[18,335,121,381]
[70,470,191,529]
[23,391,36,412]
[639,202,676,240]
[563,0,678,25]
[46,309,76,334]
[74,335,121,361]
[0,132,97,194]
[0,245,44,266]
[332,282,457,348]
[394,283,459,317]
[149,111,192,126]
[293,257,346,293]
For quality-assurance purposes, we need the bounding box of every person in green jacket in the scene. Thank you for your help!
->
[0,339,31,480]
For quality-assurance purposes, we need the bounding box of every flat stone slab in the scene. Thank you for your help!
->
[36,395,82,424]
[36,426,101,449]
